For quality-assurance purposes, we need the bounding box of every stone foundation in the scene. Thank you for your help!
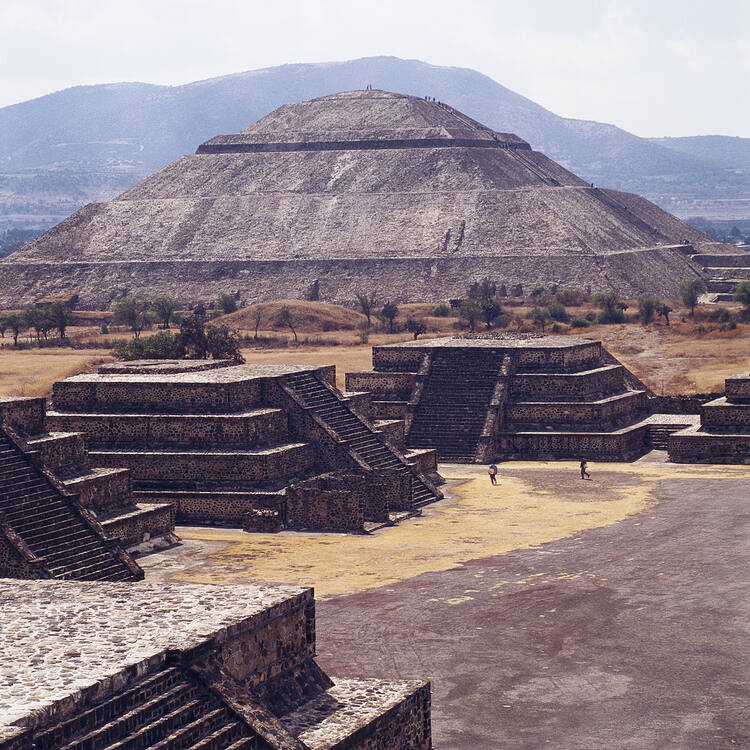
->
[0,579,431,749]
[49,361,442,532]
[350,336,651,463]
[668,373,750,463]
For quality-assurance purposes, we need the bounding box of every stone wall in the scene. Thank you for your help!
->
[25,433,88,478]
[500,425,648,461]
[669,429,750,464]
[0,526,45,580]
[286,485,365,533]
[0,397,45,436]
[346,372,419,398]
[514,341,601,372]
[701,399,750,429]
[47,409,288,449]
[651,393,722,414]
[101,503,176,549]
[53,377,263,415]
[372,348,426,373]
[506,392,647,429]
[725,375,750,402]
[510,366,625,401]
[92,443,316,484]
[156,490,282,526]
[64,469,130,514]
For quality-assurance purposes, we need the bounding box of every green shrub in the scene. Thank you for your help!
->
[570,316,589,328]
[113,330,182,360]
[711,307,731,322]
[217,292,238,315]
[550,322,563,333]
[637,293,660,325]
[555,288,584,306]
[431,303,451,317]
[548,302,569,322]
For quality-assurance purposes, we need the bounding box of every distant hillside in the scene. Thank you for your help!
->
[1,56,747,234]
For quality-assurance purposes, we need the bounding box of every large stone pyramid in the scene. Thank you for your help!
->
[1,90,721,308]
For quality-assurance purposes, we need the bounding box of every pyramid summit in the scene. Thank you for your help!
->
[1,89,720,308]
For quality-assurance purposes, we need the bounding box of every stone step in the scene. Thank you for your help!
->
[48,408,288,450]
[284,372,441,507]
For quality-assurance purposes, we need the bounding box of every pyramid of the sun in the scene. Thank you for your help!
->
[1,89,721,308]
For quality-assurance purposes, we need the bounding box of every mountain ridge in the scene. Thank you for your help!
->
[1,56,747,233]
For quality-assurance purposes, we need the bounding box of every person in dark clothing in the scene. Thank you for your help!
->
[580,459,590,480]
[488,463,498,485]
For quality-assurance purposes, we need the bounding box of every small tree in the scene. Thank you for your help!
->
[593,291,626,324]
[659,304,673,326]
[548,302,569,323]
[679,278,707,316]
[45,301,72,339]
[252,307,263,340]
[529,286,548,302]
[531,307,550,332]
[113,330,183,361]
[356,292,377,327]
[0,314,7,338]
[205,324,244,361]
[459,299,481,333]
[5,313,25,345]
[179,313,208,358]
[468,277,496,302]
[278,306,298,343]
[733,281,750,321]
[151,295,178,328]
[637,293,660,325]
[381,302,398,333]
[406,318,427,340]
[480,298,502,329]
[113,296,150,338]
[23,306,47,343]
[217,292,238,315]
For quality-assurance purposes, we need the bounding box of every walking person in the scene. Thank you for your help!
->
[488,463,498,485]
[580,458,590,480]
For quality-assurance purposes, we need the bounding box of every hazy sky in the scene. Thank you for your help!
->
[1,0,748,137]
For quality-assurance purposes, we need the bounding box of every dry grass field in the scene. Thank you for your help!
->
[0,349,113,397]
[2,298,749,398]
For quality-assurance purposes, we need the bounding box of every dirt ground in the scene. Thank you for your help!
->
[139,459,750,749]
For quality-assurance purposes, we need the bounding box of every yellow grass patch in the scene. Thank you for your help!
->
[170,461,750,599]
[223,300,367,333]
[0,349,113,397]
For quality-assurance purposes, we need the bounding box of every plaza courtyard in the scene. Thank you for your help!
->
[139,455,750,749]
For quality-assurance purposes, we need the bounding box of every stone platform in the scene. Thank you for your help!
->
[669,372,750,463]
[49,360,442,532]
[0,579,430,749]
[346,336,652,462]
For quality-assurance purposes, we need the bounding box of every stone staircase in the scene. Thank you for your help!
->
[647,424,691,449]
[690,251,750,298]
[407,348,505,461]
[0,430,139,581]
[283,371,440,507]
[31,665,266,750]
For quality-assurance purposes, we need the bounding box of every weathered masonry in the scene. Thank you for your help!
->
[0,579,431,750]
[346,337,653,462]
[47,360,442,533]
[0,396,177,581]
[668,372,750,463]
[1,89,725,308]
